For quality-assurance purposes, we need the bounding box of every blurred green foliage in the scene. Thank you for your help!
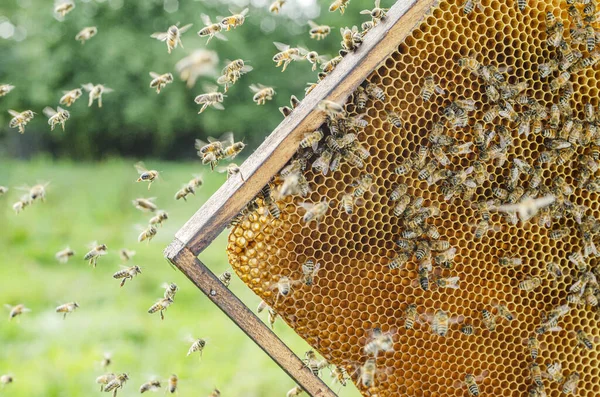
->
[0,158,362,396]
[0,0,375,160]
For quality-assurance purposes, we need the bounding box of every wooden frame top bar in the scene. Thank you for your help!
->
[165,0,435,259]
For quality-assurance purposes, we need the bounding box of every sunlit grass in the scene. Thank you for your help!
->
[0,158,360,397]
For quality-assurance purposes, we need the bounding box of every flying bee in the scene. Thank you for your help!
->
[0,84,15,97]
[286,386,303,397]
[84,243,107,267]
[54,0,75,18]
[562,373,579,394]
[105,373,129,396]
[55,246,75,263]
[97,373,116,392]
[463,0,483,15]
[386,109,402,128]
[194,86,225,113]
[113,265,142,287]
[81,83,113,108]
[59,88,82,107]
[272,42,307,72]
[454,372,488,396]
[75,26,97,44]
[519,276,542,291]
[8,110,35,134]
[497,195,555,222]
[4,303,31,321]
[138,225,157,243]
[100,352,112,368]
[301,260,322,286]
[220,8,249,31]
[360,0,389,24]
[269,0,286,13]
[55,302,79,319]
[340,26,362,51]
[132,197,157,212]
[0,186,7,195]
[151,23,193,54]
[175,184,195,201]
[217,163,244,181]
[249,84,276,105]
[423,309,464,337]
[149,72,173,94]
[329,0,351,13]
[149,210,168,227]
[135,162,159,190]
[43,106,70,131]
[12,195,31,214]
[197,14,227,44]
[305,51,329,71]
[308,20,332,40]
[148,297,174,320]
[164,374,178,394]
[186,337,207,358]
[217,59,253,91]
[364,327,395,356]
[162,282,178,300]
[268,276,303,305]
[139,379,161,393]
[318,100,344,118]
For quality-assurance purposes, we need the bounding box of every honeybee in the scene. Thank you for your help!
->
[390,184,408,202]
[388,252,409,270]
[268,276,302,305]
[220,8,249,31]
[217,59,253,91]
[148,297,174,320]
[305,51,329,71]
[546,362,564,383]
[419,74,445,101]
[498,256,522,267]
[424,309,463,337]
[331,366,348,387]
[139,379,161,393]
[132,197,157,212]
[12,195,31,214]
[113,265,142,287]
[550,71,570,91]
[319,100,344,118]
[187,337,207,358]
[8,109,35,134]
[519,276,542,291]
[43,106,70,131]
[218,270,232,287]
[0,84,15,97]
[138,225,157,243]
[340,26,362,51]
[105,373,129,396]
[55,302,79,319]
[135,162,159,190]
[301,260,322,286]
[55,246,75,263]
[287,386,303,397]
[329,0,351,14]
[352,174,375,197]
[0,186,7,195]
[58,88,82,107]
[81,83,113,108]
[197,14,227,44]
[75,26,97,44]
[403,304,418,330]
[549,227,569,240]
[272,42,306,72]
[321,52,346,74]
[250,84,276,105]
[473,219,499,239]
[481,308,497,331]
[461,324,475,335]
[163,283,178,300]
[149,210,168,227]
[149,72,173,94]
[386,109,402,128]
[365,82,385,101]
[434,247,457,268]
[195,86,225,114]
[308,20,332,40]
[5,303,31,321]
[165,374,178,394]
[360,0,389,24]
[151,23,193,54]
[303,350,326,376]
[100,352,112,368]
[562,373,579,394]
[54,0,75,18]
[84,243,107,267]
[268,307,278,328]
[97,373,116,392]
[364,327,395,356]
[575,329,596,349]
[222,140,246,160]
[463,0,483,15]
[208,388,221,397]
[497,195,555,222]
[217,163,244,181]
[494,304,513,321]
[455,372,488,396]
[434,276,461,289]
[360,358,377,387]
[529,363,544,387]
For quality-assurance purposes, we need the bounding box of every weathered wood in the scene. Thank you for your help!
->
[170,0,435,256]
[165,239,336,397]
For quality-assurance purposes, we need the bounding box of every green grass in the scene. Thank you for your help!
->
[0,158,361,397]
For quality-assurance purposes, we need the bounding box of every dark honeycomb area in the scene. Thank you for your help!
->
[227,0,600,395]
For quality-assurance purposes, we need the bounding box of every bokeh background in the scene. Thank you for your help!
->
[0,0,376,395]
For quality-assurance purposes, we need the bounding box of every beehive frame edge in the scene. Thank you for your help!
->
[164,0,437,394]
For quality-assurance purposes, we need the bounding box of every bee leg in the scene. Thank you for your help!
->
[120,278,126,288]
[160,310,164,320]
[98,96,102,108]
[63,313,67,320]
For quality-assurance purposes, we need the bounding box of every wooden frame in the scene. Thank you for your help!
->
[164,0,435,395]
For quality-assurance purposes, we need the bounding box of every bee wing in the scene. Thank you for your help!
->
[8,109,19,117]
[359,9,372,14]
[298,202,316,211]
[214,32,228,41]
[179,23,193,34]
[495,203,519,213]
[218,131,234,146]
[318,55,330,62]
[151,32,168,41]
[149,72,161,79]
[200,13,212,25]
[453,379,465,388]
[448,315,465,325]
[81,83,94,91]
[43,107,57,117]
[241,7,249,16]
[534,195,556,209]
[215,166,229,174]
[474,370,489,382]
[273,41,290,51]
[87,241,99,249]
[3,304,13,310]
[307,20,319,29]
[102,87,114,94]
[216,75,229,85]
[212,103,224,110]
[194,138,209,149]
[57,106,66,113]
[241,65,253,73]
[134,161,148,174]
[249,84,260,93]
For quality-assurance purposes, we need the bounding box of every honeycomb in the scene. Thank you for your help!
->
[227,0,600,395]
